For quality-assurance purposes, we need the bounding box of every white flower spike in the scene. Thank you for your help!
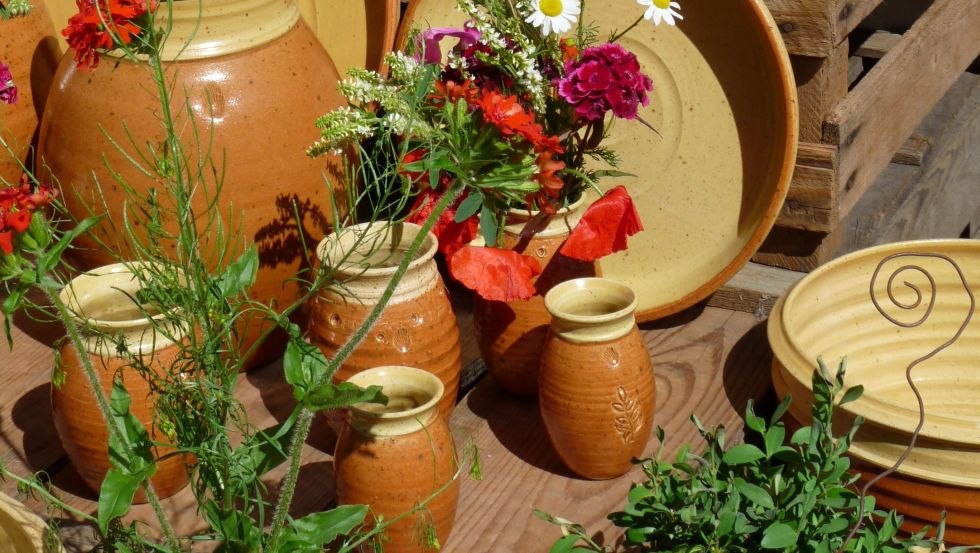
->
[637,0,683,26]
[525,0,581,36]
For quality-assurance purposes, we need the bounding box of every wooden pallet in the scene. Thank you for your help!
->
[751,0,980,272]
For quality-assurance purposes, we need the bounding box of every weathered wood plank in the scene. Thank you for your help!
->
[764,0,884,57]
[824,0,980,219]
[792,43,849,141]
[777,142,839,231]
[708,262,806,317]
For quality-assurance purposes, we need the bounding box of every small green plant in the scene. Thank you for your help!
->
[537,359,967,553]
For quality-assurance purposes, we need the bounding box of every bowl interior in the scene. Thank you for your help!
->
[778,239,980,443]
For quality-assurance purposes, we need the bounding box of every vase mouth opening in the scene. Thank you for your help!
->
[59,262,182,330]
[545,277,638,323]
[317,222,438,277]
[345,366,444,421]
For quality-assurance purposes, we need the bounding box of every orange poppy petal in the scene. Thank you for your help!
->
[559,186,643,261]
[448,246,542,301]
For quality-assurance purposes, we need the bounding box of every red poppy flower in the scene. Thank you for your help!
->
[559,186,643,261]
[406,189,479,258]
[448,246,541,301]
[0,231,13,255]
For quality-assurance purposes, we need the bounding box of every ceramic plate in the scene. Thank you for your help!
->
[398,0,797,321]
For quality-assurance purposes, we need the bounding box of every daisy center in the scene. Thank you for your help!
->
[539,0,564,17]
[653,0,671,7]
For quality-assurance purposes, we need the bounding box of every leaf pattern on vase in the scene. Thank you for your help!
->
[612,386,642,445]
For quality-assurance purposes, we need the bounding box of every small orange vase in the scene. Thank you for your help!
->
[473,200,595,398]
[538,277,655,479]
[51,263,190,500]
[36,0,347,370]
[309,223,461,421]
[334,366,459,553]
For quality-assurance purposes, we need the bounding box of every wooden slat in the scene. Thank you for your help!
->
[823,0,980,219]
[854,30,903,59]
[776,142,838,231]
[792,42,849,141]
[708,262,806,317]
[764,0,884,56]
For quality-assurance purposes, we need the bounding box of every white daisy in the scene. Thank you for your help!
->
[637,0,683,26]
[525,0,581,37]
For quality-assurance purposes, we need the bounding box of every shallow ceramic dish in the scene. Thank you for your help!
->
[0,493,63,552]
[398,0,798,322]
[769,239,980,487]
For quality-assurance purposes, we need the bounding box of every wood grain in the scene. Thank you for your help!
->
[763,0,883,57]
[792,43,849,142]
[776,142,839,231]
[708,262,806,317]
[824,0,980,219]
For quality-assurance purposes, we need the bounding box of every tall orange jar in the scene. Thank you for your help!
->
[52,263,190,500]
[334,366,459,553]
[36,0,346,369]
[309,222,461,420]
[538,277,655,480]
[473,199,594,398]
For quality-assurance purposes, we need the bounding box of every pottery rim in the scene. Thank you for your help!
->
[344,365,445,437]
[544,277,638,344]
[317,222,437,277]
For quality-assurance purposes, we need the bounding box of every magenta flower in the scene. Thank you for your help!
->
[416,24,482,65]
[0,62,17,105]
[557,43,653,121]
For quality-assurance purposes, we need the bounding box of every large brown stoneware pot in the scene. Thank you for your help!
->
[36,0,346,369]
[309,222,461,421]
[334,366,459,553]
[538,277,655,480]
[0,0,59,184]
[52,263,190,500]
[473,199,595,398]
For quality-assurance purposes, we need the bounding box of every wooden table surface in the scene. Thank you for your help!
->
[0,298,773,552]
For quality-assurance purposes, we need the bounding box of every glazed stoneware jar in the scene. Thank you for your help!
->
[52,263,189,500]
[0,0,59,183]
[36,0,347,369]
[538,277,655,479]
[473,199,595,398]
[309,222,461,421]
[334,366,459,553]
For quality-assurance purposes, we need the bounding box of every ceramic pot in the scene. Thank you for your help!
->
[473,199,595,398]
[0,0,59,183]
[538,277,655,479]
[51,263,190,500]
[309,222,461,421]
[334,366,459,553]
[36,0,347,369]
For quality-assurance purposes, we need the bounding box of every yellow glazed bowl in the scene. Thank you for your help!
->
[769,239,980,487]
[0,493,62,553]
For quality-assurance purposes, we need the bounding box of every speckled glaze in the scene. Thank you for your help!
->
[0,0,59,184]
[36,0,346,369]
[538,278,655,480]
[52,263,190,501]
[309,223,461,420]
[473,200,595,398]
[334,366,459,553]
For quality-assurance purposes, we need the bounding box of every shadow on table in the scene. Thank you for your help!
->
[461,378,575,478]
[720,318,776,422]
[11,383,96,501]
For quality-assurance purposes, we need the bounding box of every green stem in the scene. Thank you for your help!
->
[266,183,464,550]
[608,13,645,43]
[0,469,96,522]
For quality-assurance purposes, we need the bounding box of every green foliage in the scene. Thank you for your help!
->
[540,359,964,553]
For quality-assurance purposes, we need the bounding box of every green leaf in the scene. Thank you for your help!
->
[39,216,99,276]
[744,399,766,434]
[107,380,155,475]
[454,191,483,223]
[760,522,798,549]
[764,425,786,457]
[816,517,850,535]
[722,444,766,465]
[840,385,864,405]
[548,534,581,553]
[215,246,259,298]
[283,339,328,402]
[304,381,387,412]
[97,468,141,533]
[280,505,368,553]
[234,414,297,478]
[770,395,792,426]
[479,203,498,247]
[736,480,774,510]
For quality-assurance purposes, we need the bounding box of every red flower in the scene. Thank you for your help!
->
[474,90,563,154]
[557,43,653,121]
[448,246,541,301]
[559,186,643,261]
[62,0,158,70]
[0,178,58,255]
[399,148,431,185]
[532,151,565,211]
[406,188,479,259]
[430,79,478,108]
[5,209,32,233]
[0,231,13,255]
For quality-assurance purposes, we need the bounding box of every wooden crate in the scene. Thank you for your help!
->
[750,0,980,272]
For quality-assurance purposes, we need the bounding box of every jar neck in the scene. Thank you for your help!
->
[155,0,300,61]
[503,195,587,239]
[545,278,638,344]
[344,366,444,437]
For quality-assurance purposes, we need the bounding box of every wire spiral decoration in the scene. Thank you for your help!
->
[840,252,975,550]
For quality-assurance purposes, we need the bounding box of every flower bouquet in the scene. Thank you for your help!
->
[308,0,684,302]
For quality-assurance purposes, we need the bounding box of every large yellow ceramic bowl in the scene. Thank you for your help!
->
[769,239,980,487]
[0,493,62,553]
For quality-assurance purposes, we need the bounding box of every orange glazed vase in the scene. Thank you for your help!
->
[309,222,461,421]
[36,0,346,370]
[473,200,595,398]
[52,263,190,500]
[538,277,655,480]
[0,0,59,184]
[334,366,459,553]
